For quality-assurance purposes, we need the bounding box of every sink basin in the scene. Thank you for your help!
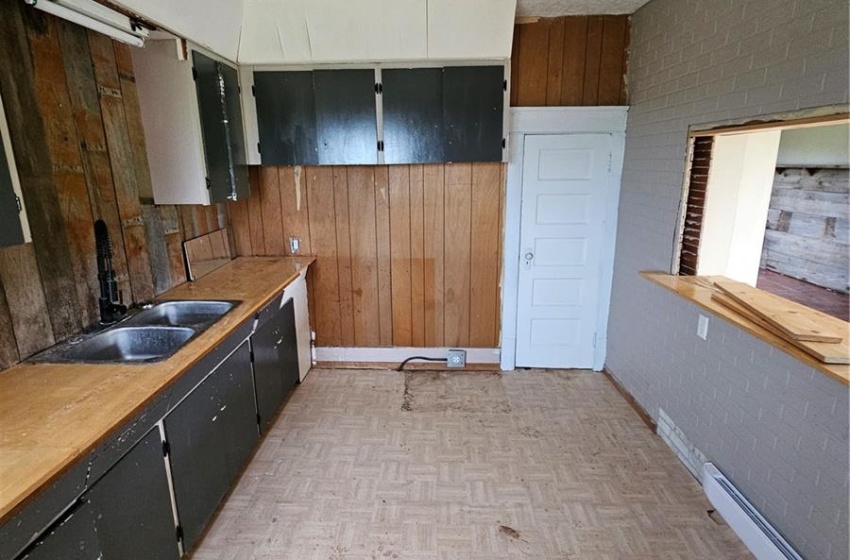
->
[124,300,236,328]
[46,327,195,363]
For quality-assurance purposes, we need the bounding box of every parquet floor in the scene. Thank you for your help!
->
[191,369,751,559]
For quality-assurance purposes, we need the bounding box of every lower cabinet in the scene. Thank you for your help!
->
[86,429,179,560]
[164,341,258,551]
[253,298,300,433]
[20,429,178,560]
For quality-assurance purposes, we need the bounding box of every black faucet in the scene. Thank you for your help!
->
[95,219,127,325]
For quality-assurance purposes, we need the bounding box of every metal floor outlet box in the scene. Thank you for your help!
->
[447,349,466,368]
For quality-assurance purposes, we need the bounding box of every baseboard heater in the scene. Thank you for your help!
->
[702,463,802,560]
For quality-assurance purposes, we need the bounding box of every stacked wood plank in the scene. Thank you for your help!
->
[712,280,849,364]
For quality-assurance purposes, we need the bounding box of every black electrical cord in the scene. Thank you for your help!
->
[396,356,448,372]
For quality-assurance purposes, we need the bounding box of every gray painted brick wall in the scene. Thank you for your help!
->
[607,0,849,558]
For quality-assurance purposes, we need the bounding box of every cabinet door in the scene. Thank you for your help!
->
[192,51,231,201]
[254,71,319,165]
[0,132,24,248]
[219,62,250,201]
[382,68,444,164]
[17,500,100,560]
[314,70,378,164]
[85,429,179,560]
[165,342,258,551]
[442,66,504,162]
[253,299,300,433]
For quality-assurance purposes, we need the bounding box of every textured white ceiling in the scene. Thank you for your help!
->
[516,0,651,16]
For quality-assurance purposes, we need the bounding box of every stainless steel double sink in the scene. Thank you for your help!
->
[32,300,237,364]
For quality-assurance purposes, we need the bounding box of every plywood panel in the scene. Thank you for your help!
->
[306,166,341,346]
[247,176,266,255]
[229,184,253,257]
[375,166,393,346]
[333,167,356,346]
[582,16,604,106]
[409,165,426,347]
[516,22,550,106]
[0,244,55,358]
[348,167,380,347]
[389,166,412,346]
[598,16,628,106]
[510,16,630,107]
[470,163,502,347]
[444,164,472,346]
[0,282,20,369]
[560,17,589,106]
[423,164,446,347]
[280,166,312,256]
[89,31,154,302]
[258,166,285,255]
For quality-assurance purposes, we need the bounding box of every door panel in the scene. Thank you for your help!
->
[17,500,99,560]
[86,429,179,560]
[254,71,319,165]
[382,68,444,164]
[253,298,299,433]
[192,52,231,200]
[314,70,378,164]
[442,66,504,162]
[219,62,250,201]
[515,134,612,368]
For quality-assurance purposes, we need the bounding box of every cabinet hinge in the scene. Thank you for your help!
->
[175,525,184,542]
[205,177,211,190]
[503,80,508,91]
[249,349,255,363]
[256,412,261,426]
[257,142,261,155]
[191,67,198,81]
[374,82,383,94]
[15,195,22,213]
[162,440,171,457]
[251,84,256,97]
[237,85,242,94]
[377,140,384,152]
[592,333,597,348]
[501,138,506,149]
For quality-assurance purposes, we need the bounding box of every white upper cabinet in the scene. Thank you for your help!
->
[427,0,517,60]
[238,0,515,64]
[110,0,244,61]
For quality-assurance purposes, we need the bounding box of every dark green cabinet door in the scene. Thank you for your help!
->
[0,140,24,248]
[17,500,100,560]
[314,70,378,164]
[165,342,258,552]
[253,298,300,433]
[193,51,249,202]
[254,71,319,165]
[85,429,179,560]
[382,68,444,164]
[442,66,504,162]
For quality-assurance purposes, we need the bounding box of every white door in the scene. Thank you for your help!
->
[516,134,612,368]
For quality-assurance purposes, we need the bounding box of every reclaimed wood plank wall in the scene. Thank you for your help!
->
[0,4,218,370]
[229,164,505,348]
[510,16,630,106]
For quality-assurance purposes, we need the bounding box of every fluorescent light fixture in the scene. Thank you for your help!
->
[23,0,149,47]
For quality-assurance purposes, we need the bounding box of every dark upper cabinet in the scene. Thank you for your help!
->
[165,342,258,551]
[0,137,24,248]
[192,51,249,202]
[382,66,504,164]
[255,71,319,165]
[85,429,179,560]
[314,70,378,164]
[252,298,300,433]
[255,70,378,165]
[382,68,444,164]
[442,66,505,162]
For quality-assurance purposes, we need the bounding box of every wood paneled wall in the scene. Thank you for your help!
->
[0,4,217,370]
[229,164,505,348]
[510,16,630,106]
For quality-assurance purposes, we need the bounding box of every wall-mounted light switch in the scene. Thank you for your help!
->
[289,236,300,255]
[697,315,709,340]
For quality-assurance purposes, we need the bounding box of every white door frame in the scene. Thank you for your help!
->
[500,107,628,371]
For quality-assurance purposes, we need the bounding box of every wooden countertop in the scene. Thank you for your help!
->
[642,272,849,386]
[0,257,314,523]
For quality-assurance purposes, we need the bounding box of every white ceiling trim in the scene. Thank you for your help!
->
[516,0,651,17]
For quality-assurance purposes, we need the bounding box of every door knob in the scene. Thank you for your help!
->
[525,252,534,260]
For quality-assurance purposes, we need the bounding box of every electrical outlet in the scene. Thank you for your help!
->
[289,236,300,254]
[447,349,466,368]
[697,315,709,340]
